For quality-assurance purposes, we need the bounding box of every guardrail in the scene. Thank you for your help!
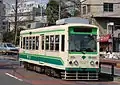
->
[100,58,120,80]
[100,52,120,59]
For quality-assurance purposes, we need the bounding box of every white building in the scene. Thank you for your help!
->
[6,1,47,31]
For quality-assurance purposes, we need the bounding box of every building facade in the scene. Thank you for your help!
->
[81,0,120,34]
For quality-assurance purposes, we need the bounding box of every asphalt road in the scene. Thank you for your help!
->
[0,54,120,85]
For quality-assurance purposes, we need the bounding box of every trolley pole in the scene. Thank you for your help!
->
[14,0,18,45]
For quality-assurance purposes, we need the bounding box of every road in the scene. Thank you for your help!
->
[0,54,120,85]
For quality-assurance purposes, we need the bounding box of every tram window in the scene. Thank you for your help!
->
[20,37,22,48]
[45,36,49,50]
[61,35,65,51]
[41,35,44,50]
[33,37,35,50]
[26,37,28,49]
[36,36,39,50]
[50,35,54,50]
[23,37,25,49]
[29,37,32,49]
[55,35,59,51]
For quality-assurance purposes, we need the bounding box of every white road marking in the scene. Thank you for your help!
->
[5,73,23,82]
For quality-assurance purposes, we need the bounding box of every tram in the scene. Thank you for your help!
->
[19,23,99,80]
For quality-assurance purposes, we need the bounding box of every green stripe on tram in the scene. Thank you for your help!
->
[20,29,65,35]
[69,52,97,54]
[19,53,64,65]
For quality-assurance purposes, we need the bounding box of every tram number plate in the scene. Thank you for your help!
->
[79,60,87,64]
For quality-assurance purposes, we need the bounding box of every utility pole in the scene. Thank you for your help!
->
[59,0,61,20]
[73,0,75,16]
[14,0,18,45]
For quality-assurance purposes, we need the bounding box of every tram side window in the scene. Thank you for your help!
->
[33,37,35,50]
[61,35,65,51]
[50,35,54,50]
[45,36,49,50]
[41,35,44,50]
[29,37,32,49]
[55,35,59,51]
[26,37,28,49]
[20,37,22,48]
[23,37,25,49]
[36,36,39,50]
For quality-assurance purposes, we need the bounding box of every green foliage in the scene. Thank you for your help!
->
[3,31,14,43]
[2,27,25,45]
[46,0,59,24]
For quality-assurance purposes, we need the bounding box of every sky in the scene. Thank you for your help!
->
[3,0,49,4]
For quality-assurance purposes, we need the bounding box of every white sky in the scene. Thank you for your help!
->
[3,0,49,4]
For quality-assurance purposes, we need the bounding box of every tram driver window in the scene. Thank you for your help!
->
[55,35,59,51]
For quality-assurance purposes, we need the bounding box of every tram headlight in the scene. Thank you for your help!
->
[96,61,99,65]
[69,61,72,65]
[74,60,79,66]
[90,61,94,66]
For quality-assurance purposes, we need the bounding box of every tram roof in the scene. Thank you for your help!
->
[20,23,98,34]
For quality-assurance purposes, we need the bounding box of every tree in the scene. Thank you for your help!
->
[46,0,59,24]
[3,31,14,43]
[3,27,24,44]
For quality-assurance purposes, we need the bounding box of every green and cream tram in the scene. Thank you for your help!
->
[19,23,99,80]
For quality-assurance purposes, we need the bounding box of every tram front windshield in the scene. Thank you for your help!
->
[69,34,97,52]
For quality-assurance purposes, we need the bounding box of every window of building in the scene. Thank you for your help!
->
[83,6,86,14]
[50,35,54,50]
[3,22,5,25]
[2,26,5,30]
[27,24,31,28]
[55,35,59,51]
[87,5,91,13]
[104,3,113,12]
[118,33,120,38]
[61,35,65,51]
[36,36,39,50]
[45,36,49,50]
